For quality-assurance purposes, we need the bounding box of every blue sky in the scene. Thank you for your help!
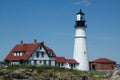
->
[0,0,120,63]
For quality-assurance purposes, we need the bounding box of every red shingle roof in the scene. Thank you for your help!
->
[66,59,79,64]
[55,57,79,64]
[90,58,116,63]
[55,57,66,63]
[5,42,56,61]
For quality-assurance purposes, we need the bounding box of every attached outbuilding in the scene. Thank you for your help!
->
[55,57,66,68]
[66,59,79,69]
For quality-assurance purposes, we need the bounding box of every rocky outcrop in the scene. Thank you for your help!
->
[10,69,38,80]
[109,70,120,80]
[0,68,37,80]
[0,68,89,80]
[2,66,120,80]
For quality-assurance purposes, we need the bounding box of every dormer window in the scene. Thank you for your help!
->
[13,52,24,56]
[48,51,53,56]
[48,50,52,54]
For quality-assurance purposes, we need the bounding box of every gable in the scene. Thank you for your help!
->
[41,43,56,57]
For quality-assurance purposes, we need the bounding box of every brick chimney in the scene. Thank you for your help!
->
[20,40,23,44]
[41,41,44,45]
[34,39,37,43]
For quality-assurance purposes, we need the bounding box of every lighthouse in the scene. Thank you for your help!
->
[73,10,89,71]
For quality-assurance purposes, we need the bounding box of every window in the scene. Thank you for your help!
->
[44,60,46,65]
[80,16,83,20]
[73,64,75,68]
[39,60,41,63]
[84,51,86,54]
[16,52,19,56]
[41,52,44,57]
[48,51,51,54]
[48,51,52,56]
[49,60,51,66]
[61,63,64,66]
[36,52,39,57]
[14,52,23,56]
[58,63,60,67]
[40,46,42,50]
[34,60,37,65]
[69,64,71,67]
[14,52,17,56]
[20,52,23,56]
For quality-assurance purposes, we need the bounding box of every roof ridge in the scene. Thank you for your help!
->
[91,58,116,63]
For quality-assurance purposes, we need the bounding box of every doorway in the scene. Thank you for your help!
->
[92,64,96,70]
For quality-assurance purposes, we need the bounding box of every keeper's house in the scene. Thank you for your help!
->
[4,40,78,69]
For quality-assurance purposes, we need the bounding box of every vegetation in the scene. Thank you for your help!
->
[0,65,111,80]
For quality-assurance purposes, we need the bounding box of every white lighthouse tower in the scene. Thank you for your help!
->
[73,10,89,71]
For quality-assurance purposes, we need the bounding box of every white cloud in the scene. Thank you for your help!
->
[72,0,91,6]
[82,0,91,6]
[73,1,81,5]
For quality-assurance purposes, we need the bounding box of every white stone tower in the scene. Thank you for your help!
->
[73,10,89,71]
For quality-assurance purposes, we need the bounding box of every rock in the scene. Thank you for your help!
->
[25,71,32,76]
[11,69,23,79]
[0,69,9,75]
[28,76,35,80]
[26,69,33,72]
[31,69,38,76]
[113,70,120,75]
[109,70,120,80]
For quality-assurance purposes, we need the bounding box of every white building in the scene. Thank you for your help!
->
[4,40,78,69]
